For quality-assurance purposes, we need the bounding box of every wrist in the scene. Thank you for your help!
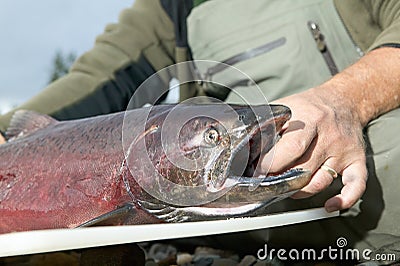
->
[308,84,365,129]
[327,81,370,127]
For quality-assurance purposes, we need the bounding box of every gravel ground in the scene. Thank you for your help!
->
[0,241,355,266]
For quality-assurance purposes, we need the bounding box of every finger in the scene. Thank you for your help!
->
[262,123,316,173]
[324,161,367,212]
[291,167,334,199]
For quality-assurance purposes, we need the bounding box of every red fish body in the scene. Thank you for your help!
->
[0,110,160,233]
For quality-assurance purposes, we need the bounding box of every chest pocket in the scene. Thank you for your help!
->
[187,0,361,104]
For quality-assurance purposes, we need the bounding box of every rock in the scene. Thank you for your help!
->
[193,257,214,266]
[194,246,234,258]
[147,243,177,262]
[177,252,193,265]
[238,255,257,266]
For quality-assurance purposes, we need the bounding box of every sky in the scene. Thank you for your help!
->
[0,0,133,114]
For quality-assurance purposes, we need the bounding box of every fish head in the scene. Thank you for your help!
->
[131,103,311,219]
[140,104,291,192]
[125,103,311,210]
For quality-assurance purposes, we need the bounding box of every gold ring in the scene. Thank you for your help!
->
[321,165,338,179]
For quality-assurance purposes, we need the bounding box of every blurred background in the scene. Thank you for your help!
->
[0,0,133,114]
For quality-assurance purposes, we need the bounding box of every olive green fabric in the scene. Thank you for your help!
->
[187,0,361,103]
[334,0,400,52]
[193,0,208,8]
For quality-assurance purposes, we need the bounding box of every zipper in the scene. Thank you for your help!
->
[204,37,287,81]
[307,21,339,76]
[332,3,364,58]
[197,37,286,99]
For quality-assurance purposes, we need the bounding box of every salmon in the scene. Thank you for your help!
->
[0,104,310,233]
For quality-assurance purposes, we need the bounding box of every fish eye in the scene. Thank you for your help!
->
[204,127,220,146]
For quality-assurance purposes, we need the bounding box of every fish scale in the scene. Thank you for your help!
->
[0,112,134,232]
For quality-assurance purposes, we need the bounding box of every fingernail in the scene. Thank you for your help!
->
[325,204,339,213]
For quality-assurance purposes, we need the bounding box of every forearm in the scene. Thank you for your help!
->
[315,47,400,127]
[267,49,399,211]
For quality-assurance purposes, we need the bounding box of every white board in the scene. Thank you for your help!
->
[0,207,338,257]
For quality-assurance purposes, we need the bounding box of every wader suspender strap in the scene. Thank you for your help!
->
[161,0,200,102]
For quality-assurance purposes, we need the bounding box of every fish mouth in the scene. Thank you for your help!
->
[228,104,292,179]
[216,104,312,203]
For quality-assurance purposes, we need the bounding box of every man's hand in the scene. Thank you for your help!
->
[260,88,367,213]
[0,134,5,144]
[259,47,400,212]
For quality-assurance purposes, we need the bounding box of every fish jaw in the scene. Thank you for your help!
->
[137,169,311,222]
[226,104,291,180]
[212,168,311,206]
[203,104,313,207]
[205,104,291,191]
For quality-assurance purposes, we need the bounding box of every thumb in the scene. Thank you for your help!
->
[325,160,367,212]
[261,123,315,173]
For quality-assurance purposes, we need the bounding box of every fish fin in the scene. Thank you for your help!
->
[77,204,136,227]
[139,198,268,222]
[5,110,58,141]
